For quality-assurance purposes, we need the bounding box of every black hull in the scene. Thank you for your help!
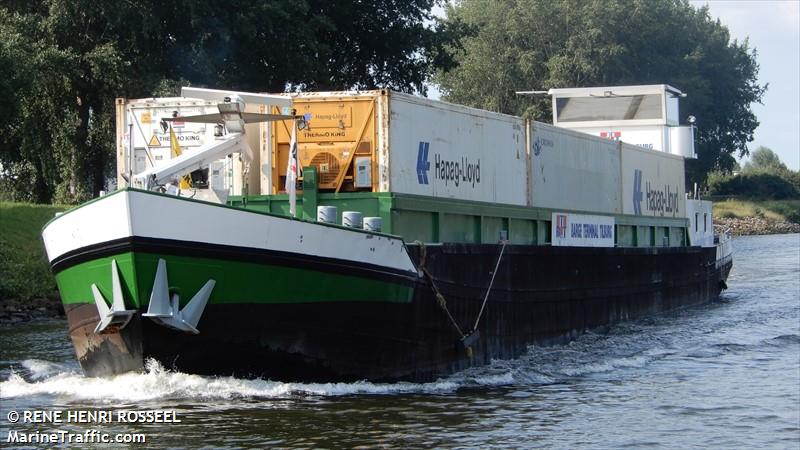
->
[66,244,732,382]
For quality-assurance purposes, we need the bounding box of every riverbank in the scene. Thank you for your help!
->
[0,297,63,324]
[0,201,66,325]
[711,198,800,236]
[715,217,800,236]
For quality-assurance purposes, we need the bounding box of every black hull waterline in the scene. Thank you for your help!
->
[65,244,732,382]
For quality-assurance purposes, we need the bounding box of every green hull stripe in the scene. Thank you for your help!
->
[55,251,414,307]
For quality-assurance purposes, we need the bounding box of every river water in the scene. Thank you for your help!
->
[1,234,798,449]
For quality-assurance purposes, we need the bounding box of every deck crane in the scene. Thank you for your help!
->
[131,87,297,198]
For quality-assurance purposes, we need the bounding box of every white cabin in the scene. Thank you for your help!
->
[549,84,696,159]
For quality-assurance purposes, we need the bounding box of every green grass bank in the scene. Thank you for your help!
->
[712,199,800,222]
[1,202,66,317]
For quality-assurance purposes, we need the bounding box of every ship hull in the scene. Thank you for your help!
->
[59,241,731,382]
[46,189,732,382]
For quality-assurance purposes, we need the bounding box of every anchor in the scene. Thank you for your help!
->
[142,259,215,334]
[92,260,136,334]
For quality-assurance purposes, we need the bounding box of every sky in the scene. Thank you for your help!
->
[692,0,800,170]
[429,1,800,170]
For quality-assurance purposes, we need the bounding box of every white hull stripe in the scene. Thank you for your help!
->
[42,189,418,275]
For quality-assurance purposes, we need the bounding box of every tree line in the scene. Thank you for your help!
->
[1,0,765,204]
[708,147,800,200]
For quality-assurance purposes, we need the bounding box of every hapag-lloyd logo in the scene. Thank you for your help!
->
[416,141,481,188]
[632,169,680,216]
[416,141,430,184]
[632,169,644,215]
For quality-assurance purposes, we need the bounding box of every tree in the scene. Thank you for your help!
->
[434,0,766,187]
[743,146,788,173]
[0,2,166,203]
[0,0,450,203]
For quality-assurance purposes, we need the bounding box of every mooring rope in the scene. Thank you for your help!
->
[472,240,507,332]
[414,241,466,340]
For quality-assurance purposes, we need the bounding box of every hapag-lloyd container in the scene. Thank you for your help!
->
[527,121,686,217]
[620,142,686,218]
[271,91,528,205]
[529,121,622,214]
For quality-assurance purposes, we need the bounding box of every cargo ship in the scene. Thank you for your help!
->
[42,85,732,381]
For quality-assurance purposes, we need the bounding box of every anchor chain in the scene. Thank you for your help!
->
[414,240,509,358]
[414,241,466,340]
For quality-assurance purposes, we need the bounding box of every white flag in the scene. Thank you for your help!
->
[285,121,299,217]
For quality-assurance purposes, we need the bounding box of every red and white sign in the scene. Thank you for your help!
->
[600,131,621,140]
[551,212,615,247]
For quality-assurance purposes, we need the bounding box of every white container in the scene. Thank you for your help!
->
[529,122,622,215]
[382,93,527,206]
[115,96,271,195]
[620,143,686,218]
[342,211,363,228]
[363,217,382,232]
[317,205,337,224]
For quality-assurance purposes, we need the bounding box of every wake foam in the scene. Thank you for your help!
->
[0,321,686,401]
[0,359,459,402]
[21,359,76,380]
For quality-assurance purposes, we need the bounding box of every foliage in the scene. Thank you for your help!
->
[1,3,148,203]
[743,146,788,173]
[0,202,66,301]
[708,148,800,199]
[708,172,799,199]
[435,0,766,186]
[0,1,450,204]
[761,200,800,224]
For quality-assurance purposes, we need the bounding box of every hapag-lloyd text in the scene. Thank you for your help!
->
[646,182,680,215]
[434,154,481,188]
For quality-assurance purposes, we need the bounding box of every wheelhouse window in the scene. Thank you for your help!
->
[556,94,663,122]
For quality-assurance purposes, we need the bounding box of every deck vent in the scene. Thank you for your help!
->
[317,205,337,224]
[363,217,382,232]
[342,211,363,229]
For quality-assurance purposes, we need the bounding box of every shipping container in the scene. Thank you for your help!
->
[270,91,528,206]
[620,142,686,218]
[115,97,271,195]
[529,121,621,214]
[117,90,690,228]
